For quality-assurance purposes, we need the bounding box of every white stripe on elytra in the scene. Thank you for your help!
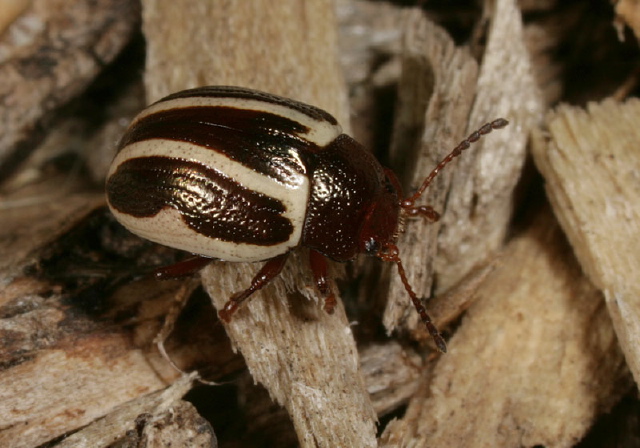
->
[134,96,342,148]
[107,140,309,262]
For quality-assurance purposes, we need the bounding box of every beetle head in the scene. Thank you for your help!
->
[358,179,401,257]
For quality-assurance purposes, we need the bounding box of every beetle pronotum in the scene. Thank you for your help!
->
[106,86,507,352]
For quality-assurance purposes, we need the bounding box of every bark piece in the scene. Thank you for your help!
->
[0,0,139,179]
[0,179,103,278]
[141,1,377,447]
[531,98,640,387]
[380,206,630,448]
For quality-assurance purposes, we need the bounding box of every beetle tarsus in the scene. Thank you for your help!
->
[323,294,337,314]
[218,253,289,323]
[309,250,338,314]
[218,301,238,323]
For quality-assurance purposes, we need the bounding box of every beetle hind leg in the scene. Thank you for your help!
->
[218,253,289,322]
[309,250,337,314]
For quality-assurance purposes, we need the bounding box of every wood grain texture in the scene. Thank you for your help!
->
[380,206,630,448]
[54,374,217,448]
[532,98,640,388]
[433,0,543,293]
[0,0,139,179]
[382,10,479,333]
[141,1,377,446]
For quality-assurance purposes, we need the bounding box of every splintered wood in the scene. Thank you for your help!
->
[142,1,376,447]
[532,99,640,387]
[380,207,630,448]
[383,0,542,335]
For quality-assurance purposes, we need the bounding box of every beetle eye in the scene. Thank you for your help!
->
[364,238,380,255]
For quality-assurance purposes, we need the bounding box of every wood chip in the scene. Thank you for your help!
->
[380,205,631,447]
[0,0,139,179]
[382,9,479,334]
[532,98,640,387]
[54,374,217,448]
[433,0,543,292]
[383,0,543,335]
[616,0,640,40]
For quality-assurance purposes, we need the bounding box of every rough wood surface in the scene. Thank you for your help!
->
[0,0,139,179]
[141,1,376,447]
[532,98,640,388]
[383,0,543,335]
[0,272,192,448]
[380,10,478,335]
[380,205,631,448]
[433,0,543,292]
[54,374,217,448]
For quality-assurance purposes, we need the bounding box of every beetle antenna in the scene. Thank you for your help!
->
[402,118,509,209]
[378,244,447,353]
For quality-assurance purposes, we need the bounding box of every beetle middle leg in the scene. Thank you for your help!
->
[218,253,289,322]
[309,250,337,314]
[154,255,214,279]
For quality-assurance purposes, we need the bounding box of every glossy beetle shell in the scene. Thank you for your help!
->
[106,86,400,263]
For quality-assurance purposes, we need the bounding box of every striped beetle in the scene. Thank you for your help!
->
[106,86,507,352]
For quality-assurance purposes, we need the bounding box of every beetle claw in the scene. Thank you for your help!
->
[323,294,337,314]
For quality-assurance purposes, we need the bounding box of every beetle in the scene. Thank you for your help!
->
[106,85,507,352]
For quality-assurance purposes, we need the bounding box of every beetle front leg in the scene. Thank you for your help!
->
[218,253,289,322]
[309,250,337,314]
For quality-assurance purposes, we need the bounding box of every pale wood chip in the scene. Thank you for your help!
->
[383,0,543,336]
[382,9,479,334]
[380,206,630,448]
[616,0,640,40]
[532,98,640,387]
[434,0,543,293]
[0,0,139,177]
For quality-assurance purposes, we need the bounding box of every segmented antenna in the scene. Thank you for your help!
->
[390,118,509,352]
[402,118,509,210]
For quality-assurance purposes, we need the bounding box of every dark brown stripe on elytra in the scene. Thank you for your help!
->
[106,156,293,245]
[156,86,338,125]
[119,106,313,186]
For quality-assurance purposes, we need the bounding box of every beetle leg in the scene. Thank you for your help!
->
[378,243,447,353]
[218,253,289,322]
[309,250,336,314]
[154,255,214,279]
